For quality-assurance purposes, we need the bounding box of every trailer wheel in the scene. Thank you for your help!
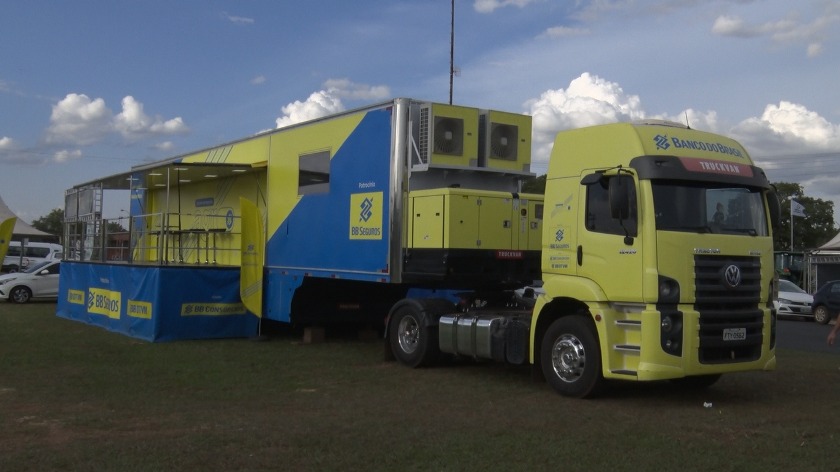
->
[389,303,440,368]
[541,316,603,398]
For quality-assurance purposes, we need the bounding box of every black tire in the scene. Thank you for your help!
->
[10,286,32,304]
[540,315,603,398]
[814,305,831,325]
[7,265,19,273]
[388,302,441,368]
[670,374,722,389]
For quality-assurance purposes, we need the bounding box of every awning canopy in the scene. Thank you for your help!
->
[71,161,263,192]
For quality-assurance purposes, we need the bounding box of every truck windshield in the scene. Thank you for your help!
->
[651,181,768,236]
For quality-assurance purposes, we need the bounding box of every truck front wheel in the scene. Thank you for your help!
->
[541,316,603,398]
[389,303,440,368]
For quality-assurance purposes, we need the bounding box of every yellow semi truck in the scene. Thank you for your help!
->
[388,119,780,398]
[58,98,779,397]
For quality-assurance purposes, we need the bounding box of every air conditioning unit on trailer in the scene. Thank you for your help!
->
[415,103,479,169]
[478,110,532,173]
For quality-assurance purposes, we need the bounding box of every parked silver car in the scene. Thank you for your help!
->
[775,279,813,320]
[0,260,61,303]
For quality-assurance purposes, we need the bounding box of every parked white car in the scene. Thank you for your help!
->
[774,279,813,320]
[0,260,61,303]
[2,241,63,273]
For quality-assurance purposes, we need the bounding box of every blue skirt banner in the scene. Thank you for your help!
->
[57,262,258,342]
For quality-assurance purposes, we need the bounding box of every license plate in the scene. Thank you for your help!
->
[723,328,746,341]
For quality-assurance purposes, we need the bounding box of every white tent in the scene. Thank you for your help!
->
[805,231,840,292]
[816,231,840,251]
[0,194,56,241]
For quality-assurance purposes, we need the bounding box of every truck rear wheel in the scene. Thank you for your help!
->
[389,302,440,368]
[541,316,603,398]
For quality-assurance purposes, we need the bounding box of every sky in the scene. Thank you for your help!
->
[1,0,839,225]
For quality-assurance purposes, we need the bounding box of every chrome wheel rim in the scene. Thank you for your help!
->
[551,334,586,383]
[397,315,420,354]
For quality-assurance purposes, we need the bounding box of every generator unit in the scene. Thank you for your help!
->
[478,109,532,173]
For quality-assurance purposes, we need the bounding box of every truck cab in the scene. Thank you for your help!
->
[534,121,778,396]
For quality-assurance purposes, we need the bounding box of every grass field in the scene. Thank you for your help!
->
[1,303,839,472]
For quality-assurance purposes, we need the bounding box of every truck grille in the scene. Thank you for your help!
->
[694,255,763,364]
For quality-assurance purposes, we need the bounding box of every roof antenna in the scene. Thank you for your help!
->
[449,0,455,104]
[684,111,691,129]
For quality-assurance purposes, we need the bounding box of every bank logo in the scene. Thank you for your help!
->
[360,198,373,222]
[654,134,670,150]
[226,209,235,229]
[87,287,122,319]
[350,192,383,240]
[555,228,565,242]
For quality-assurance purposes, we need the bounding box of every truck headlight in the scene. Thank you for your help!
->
[658,275,680,304]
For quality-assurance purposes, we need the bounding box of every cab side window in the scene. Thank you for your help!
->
[585,176,638,237]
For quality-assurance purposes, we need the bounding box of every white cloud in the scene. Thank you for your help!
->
[732,101,840,156]
[542,26,590,38]
[114,96,188,140]
[807,42,822,57]
[275,79,390,128]
[251,75,266,85]
[53,149,82,163]
[45,94,187,146]
[275,91,345,129]
[0,136,15,150]
[711,15,749,37]
[323,78,390,101]
[474,0,539,14]
[45,93,112,145]
[155,141,175,151]
[222,12,254,25]
[524,73,645,168]
[712,4,840,57]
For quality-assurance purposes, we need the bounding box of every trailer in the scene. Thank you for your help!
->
[58,99,779,397]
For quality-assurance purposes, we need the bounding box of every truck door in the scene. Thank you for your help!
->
[576,174,644,302]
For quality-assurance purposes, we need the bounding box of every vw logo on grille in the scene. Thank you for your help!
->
[724,264,742,288]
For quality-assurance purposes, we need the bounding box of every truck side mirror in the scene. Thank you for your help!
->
[609,174,632,221]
